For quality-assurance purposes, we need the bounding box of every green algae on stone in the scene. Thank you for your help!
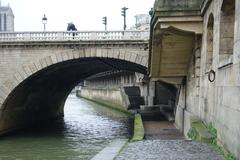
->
[131,114,144,142]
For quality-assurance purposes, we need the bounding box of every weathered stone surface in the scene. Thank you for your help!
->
[0,40,148,135]
[131,114,144,141]
[79,87,127,112]
[151,0,240,158]
[154,0,204,12]
[116,139,223,160]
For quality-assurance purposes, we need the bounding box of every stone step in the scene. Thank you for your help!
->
[128,96,145,109]
[188,118,214,143]
[123,86,141,96]
[139,105,174,121]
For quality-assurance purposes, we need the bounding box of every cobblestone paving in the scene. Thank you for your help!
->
[115,140,224,160]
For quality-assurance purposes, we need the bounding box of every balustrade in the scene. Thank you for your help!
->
[0,31,149,41]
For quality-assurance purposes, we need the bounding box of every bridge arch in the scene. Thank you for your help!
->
[0,41,148,134]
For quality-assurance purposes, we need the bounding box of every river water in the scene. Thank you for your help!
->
[0,95,132,160]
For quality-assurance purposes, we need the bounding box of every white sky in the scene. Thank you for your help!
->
[1,0,155,31]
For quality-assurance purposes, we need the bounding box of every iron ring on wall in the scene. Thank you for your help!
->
[208,70,215,82]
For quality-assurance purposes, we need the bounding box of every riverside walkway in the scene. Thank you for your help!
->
[114,121,224,160]
[115,139,224,160]
[91,120,224,160]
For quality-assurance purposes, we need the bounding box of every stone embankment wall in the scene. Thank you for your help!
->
[77,87,129,113]
[175,0,240,158]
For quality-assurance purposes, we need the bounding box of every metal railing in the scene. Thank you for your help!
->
[0,30,149,41]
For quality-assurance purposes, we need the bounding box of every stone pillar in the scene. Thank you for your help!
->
[175,85,186,133]
[139,83,148,103]
[147,81,155,105]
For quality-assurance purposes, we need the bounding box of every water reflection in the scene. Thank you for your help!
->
[0,94,132,160]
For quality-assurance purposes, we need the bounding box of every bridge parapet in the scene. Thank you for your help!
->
[0,30,149,42]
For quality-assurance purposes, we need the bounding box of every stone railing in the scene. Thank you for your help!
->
[0,30,149,41]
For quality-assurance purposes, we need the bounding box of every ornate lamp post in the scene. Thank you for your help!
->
[42,14,47,31]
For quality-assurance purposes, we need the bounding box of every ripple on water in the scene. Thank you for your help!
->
[0,95,132,160]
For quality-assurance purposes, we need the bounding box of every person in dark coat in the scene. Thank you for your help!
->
[67,22,77,31]
[67,22,78,38]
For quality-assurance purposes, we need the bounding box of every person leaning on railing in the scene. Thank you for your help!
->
[67,22,78,38]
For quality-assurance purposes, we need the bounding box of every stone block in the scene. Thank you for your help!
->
[3,80,15,92]
[174,105,184,132]
[195,49,201,58]
[96,48,102,57]
[215,104,240,157]
[112,49,120,59]
[0,85,10,97]
[90,48,97,57]
[50,55,58,64]
[154,0,203,11]
[221,86,240,111]
[233,41,240,64]
[33,61,42,71]
[220,38,234,53]
[28,63,38,74]
[10,75,19,87]
[0,87,7,101]
[72,50,80,59]
[183,110,195,138]
[0,98,3,105]
[188,117,214,143]
[131,114,144,142]
[220,22,234,38]
[14,72,23,82]
[79,49,85,58]
[18,68,28,80]
[130,53,137,63]
[135,55,143,64]
[61,52,69,61]
[195,67,200,77]
[23,65,32,76]
[68,51,74,60]
[85,48,91,57]
[102,49,108,58]
[147,96,154,106]
[112,49,118,58]
[107,49,114,58]
[141,57,148,67]
[39,58,47,69]
[45,56,53,66]
[125,52,131,62]
[119,50,125,60]
[195,58,201,67]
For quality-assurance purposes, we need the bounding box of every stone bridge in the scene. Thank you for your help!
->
[0,30,149,134]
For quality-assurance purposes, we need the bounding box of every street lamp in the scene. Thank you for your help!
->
[42,14,47,31]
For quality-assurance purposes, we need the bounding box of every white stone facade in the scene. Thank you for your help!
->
[150,0,240,158]
[183,0,240,158]
[0,5,14,32]
[130,14,150,31]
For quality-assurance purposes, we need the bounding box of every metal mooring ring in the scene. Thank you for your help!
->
[208,69,216,82]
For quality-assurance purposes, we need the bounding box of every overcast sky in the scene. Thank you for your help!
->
[1,0,155,31]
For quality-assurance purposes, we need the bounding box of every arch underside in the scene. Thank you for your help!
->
[0,57,147,134]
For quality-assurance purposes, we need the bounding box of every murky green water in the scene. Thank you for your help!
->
[0,95,132,160]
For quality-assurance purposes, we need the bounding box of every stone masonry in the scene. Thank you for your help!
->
[150,0,240,158]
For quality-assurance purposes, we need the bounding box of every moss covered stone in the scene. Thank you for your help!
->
[131,114,145,142]
[187,117,214,143]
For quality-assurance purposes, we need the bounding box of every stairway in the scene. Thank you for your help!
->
[123,86,145,110]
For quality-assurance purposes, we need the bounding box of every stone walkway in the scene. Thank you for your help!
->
[143,121,183,140]
[91,139,128,160]
[115,121,224,160]
[115,139,224,160]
